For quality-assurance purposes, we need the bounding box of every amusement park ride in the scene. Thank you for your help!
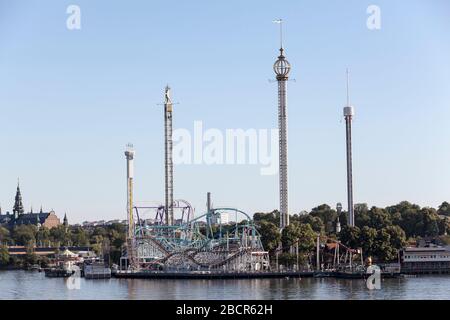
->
[120,203,270,272]
[119,87,270,273]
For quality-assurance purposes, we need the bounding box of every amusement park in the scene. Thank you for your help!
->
[114,28,373,278]
[118,85,273,276]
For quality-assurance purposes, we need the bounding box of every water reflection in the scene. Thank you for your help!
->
[0,271,448,300]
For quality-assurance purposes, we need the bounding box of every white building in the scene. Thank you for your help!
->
[401,246,450,274]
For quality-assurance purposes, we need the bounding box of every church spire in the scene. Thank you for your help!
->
[63,213,68,231]
[13,180,24,216]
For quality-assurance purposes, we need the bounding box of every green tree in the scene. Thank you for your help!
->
[421,208,440,237]
[397,208,422,238]
[373,228,402,262]
[373,228,393,261]
[281,222,315,254]
[0,226,10,244]
[37,255,50,268]
[339,225,361,249]
[296,214,324,233]
[0,245,9,266]
[23,242,38,267]
[92,226,108,238]
[309,204,336,233]
[70,227,89,246]
[438,201,450,216]
[12,225,37,246]
[50,225,71,246]
[384,225,407,249]
[257,221,280,252]
[367,207,392,230]
[354,203,370,228]
[359,226,377,257]
[253,211,279,227]
[278,253,297,267]
[36,227,50,246]
[438,217,450,235]
[386,201,421,215]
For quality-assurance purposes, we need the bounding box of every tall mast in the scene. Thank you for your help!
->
[343,69,355,227]
[273,19,291,230]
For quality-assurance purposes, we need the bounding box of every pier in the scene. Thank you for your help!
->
[113,270,314,279]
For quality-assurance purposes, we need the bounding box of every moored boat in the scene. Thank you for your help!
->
[45,267,75,278]
[84,259,111,279]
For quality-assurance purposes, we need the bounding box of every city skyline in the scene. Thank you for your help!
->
[1,0,450,224]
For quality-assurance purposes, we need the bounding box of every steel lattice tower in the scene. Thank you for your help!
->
[343,69,355,227]
[163,86,174,226]
[273,19,291,230]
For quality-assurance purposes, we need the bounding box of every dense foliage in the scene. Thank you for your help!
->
[0,223,126,266]
[1,201,449,268]
[254,201,450,265]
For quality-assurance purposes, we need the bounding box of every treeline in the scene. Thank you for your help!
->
[1,201,449,268]
[254,201,450,265]
[0,224,126,267]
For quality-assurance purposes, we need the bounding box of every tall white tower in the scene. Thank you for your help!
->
[273,19,291,230]
[343,69,355,227]
[163,86,174,226]
[125,144,135,238]
[124,144,136,267]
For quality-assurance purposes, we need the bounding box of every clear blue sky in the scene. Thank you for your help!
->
[0,0,449,223]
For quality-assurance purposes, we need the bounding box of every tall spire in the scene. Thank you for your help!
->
[346,68,351,106]
[63,213,68,230]
[273,19,284,51]
[13,180,24,216]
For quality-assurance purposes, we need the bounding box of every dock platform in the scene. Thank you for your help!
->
[113,271,314,279]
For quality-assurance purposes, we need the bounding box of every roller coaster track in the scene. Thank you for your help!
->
[205,248,252,268]
[169,247,251,269]
[131,207,266,270]
[137,235,170,256]
[140,236,252,269]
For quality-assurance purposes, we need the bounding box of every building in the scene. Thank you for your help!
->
[0,182,62,229]
[81,219,127,228]
[400,246,450,274]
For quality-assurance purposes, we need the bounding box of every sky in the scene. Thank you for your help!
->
[0,0,449,224]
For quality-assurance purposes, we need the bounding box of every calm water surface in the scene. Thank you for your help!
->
[0,270,449,300]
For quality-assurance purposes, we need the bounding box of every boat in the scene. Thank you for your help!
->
[28,264,41,271]
[84,259,111,279]
[45,260,77,277]
[313,271,334,278]
[45,267,75,278]
[333,270,367,279]
[44,248,81,278]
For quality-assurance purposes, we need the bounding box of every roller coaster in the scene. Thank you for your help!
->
[120,203,270,272]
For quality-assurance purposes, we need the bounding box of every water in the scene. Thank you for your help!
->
[0,270,449,300]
